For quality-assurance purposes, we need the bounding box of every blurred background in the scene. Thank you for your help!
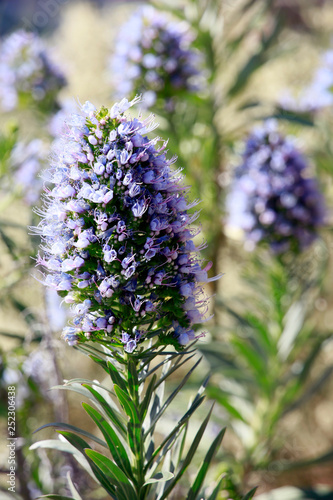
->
[0,0,333,499]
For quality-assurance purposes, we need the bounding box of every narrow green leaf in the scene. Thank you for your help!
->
[76,343,106,359]
[145,395,205,470]
[30,439,96,481]
[114,384,141,456]
[271,108,315,127]
[153,353,196,391]
[144,471,174,486]
[207,386,247,423]
[57,431,116,498]
[155,449,174,500]
[207,476,225,500]
[82,384,126,436]
[33,422,107,448]
[191,374,210,406]
[176,420,188,468]
[89,355,108,372]
[140,353,173,379]
[30,439,77,453]
[0,330,25,340]
[283,365,333,415]
[243,312,275,355]
[62,378,115,396]
[113,384,140,423]
[145,357,202,437]
[242,487,257,500]
[82,403,133,479]
[298,336,330,383]
[160,405,215,500]
[128,358,139,400]
[51,383,96,400]
[108,360,128,393]
[227,21,282,97]
[231,338,270,392]
[85,449,136,500]
[0,228,18,259]
[186,428,226,500]
[144,362,168,464]
[140,374,157,421]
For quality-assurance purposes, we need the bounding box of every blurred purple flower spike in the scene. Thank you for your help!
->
[110,6,204,109]
[226,120,325,254]
[0,30,66,112]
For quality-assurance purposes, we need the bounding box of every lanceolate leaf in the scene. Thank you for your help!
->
[283,365,333,416]
[206,387,247,423]
[51,383,97,400]
[82,384,126,436]
[30,439,96,481]
[231,338,270,392]
[242,487,257,500]
[82,402,133,480]
[144,357,202,437]
[207,476,225,500]
[33,422,107,449]
[186,427,226,500]
[145,395,206,470]
[61,378,115,396]
[85,449,137,500]
[159,405,215,500]
[0,330,27,341]
[153,353,196,391]
[127,357,139,400]
[139,374,157,421]
[108,360,129,393]
[227,21,282,97]
[89,355,108,372]
[113,384,141,456]
[144,471,174,486]
[113,384,140,422]
[57,431,117,498]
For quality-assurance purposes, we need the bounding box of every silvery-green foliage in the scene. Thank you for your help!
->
[33,343,235,500]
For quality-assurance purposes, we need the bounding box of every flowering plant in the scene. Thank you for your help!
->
[35,97,218,351]
[226,121,325,254]
[111,6,202,109]
[0,30,66,113]
[32,98,231,500]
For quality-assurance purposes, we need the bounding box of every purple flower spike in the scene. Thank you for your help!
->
[110,6,204,110]
[0,30,66,112]
[10,138,47,205]
[33,97,220,350]
[226,120,325,254]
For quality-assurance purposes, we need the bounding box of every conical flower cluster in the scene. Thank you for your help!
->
[226,121,325,254]
[34,98,218,351]
[0,30,66,112]
[111,6,202,109]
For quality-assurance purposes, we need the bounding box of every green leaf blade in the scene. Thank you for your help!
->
[82,402,133,480]
[186,428,226,500]
[85,449,137,500]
